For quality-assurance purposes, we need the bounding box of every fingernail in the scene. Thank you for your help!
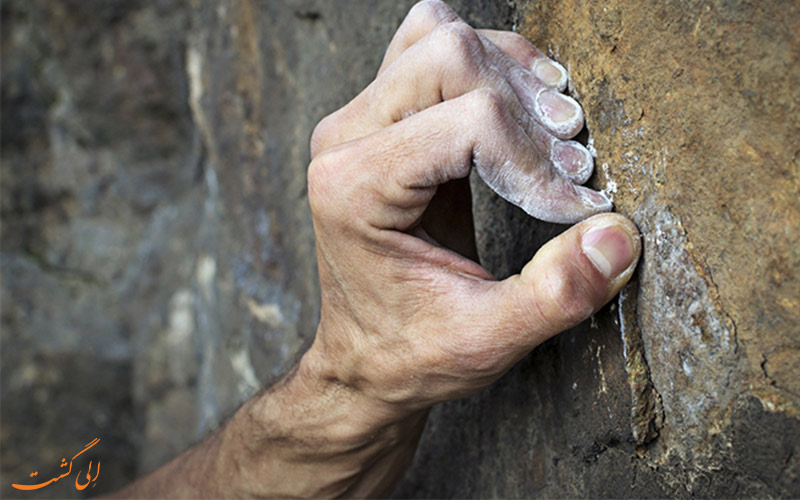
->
[536,90,578,124]
[553,142,592,176]
[576,186,612,211]
[532,59,567,88]
[581,222,635,278]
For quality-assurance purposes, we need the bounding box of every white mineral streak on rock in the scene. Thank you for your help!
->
[246,299,283,328]
[635,201,739,464]
[586,135,598,157]
[231,348,260,397]
[164,288,198,387]
[187,42,217,164]
[187,46,204,124]
[600,162,618,201]
[196,254,216,301]
[596,345,608,394]
[167,288,194,347]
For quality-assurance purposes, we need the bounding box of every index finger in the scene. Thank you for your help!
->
[377,0,461,76]
[377,2,569,92]
[477,29,569,91]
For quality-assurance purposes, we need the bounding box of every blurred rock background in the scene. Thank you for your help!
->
[1,0,798,498]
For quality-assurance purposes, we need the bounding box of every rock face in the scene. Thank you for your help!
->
[1,0,798,498]
[400,1,800,497]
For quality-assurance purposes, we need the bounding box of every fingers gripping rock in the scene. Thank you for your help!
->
[462,91,611,224]
[313,1,611,226]
[474,151,612,224]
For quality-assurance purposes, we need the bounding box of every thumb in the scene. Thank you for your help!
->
[474,213,641,351]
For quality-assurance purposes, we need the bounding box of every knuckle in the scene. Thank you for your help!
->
[413,23,492,98]
[466,87,507,123]
[407,0,451,27]
[504,31,529,46]
[307,149,341,216]
[534,264,599,330]
[506,32,539,57]
[309,111,342,159]
[440,21,483,58]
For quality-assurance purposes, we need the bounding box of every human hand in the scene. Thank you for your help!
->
[303,0,641,421]
[110,3,643,498]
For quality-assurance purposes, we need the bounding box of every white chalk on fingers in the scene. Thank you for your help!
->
[551,141,594,185]
[475,155,612,224]
[576,185,613,213]
[531,58,568,91]
[534,89,584,138]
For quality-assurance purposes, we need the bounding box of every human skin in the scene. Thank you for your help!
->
[110,1,640,498]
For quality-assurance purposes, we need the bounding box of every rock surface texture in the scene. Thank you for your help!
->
[1,0,798,498]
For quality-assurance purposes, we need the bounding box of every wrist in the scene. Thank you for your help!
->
[213,337,428,497]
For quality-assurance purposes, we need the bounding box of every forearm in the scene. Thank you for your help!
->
[106,427,226,498]
[109,343,428,498]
